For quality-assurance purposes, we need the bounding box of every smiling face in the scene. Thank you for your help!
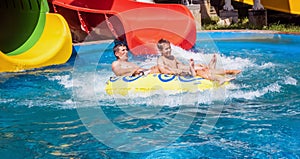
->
[114,45,128,61]
[159,43,172,58]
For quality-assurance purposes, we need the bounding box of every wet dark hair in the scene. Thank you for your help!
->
[157,38,170,50]
[113,44,126,59]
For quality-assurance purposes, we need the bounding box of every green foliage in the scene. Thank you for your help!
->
[202,17,248,30]
[202,17,300,32]
[264,23,300,32]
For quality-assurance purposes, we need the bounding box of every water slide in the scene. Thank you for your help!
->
[0,0,72,72]
[50,0,196,55]
[234,0,300,15]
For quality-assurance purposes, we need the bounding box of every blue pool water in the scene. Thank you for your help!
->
[0,31,299,158]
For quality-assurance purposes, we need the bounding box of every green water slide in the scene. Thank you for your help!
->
[0,0,48,55]
[0,0,72,72]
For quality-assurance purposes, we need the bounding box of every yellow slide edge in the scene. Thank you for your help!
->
[234,0,300,15]
[0,13,72,72]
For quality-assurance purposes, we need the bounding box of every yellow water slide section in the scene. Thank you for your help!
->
[0,13,72,72]
[234,0,300,15]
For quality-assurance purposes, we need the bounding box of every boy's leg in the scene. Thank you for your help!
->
[210,69,241,75]
[208,54,217,69]
[196,69,210,79]
[215,76,236,85]
[225,70,241,74]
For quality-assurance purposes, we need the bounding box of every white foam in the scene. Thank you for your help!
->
[283,76,297,85]
[221,56,254,70]
[258,62,276,69]
[227,82,281,100]
[96,85,229,109]
[139,56,158,69]
[170,45,253,71]
[72,71,112,99]
[48,75,73,88]
[60,99,76,109]
[264,83,281,93]
[44,70,115,108]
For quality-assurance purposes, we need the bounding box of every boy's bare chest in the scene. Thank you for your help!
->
[163,57,178,68]
[119,61,136,69]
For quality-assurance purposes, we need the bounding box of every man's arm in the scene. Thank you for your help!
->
[112,61,141,76]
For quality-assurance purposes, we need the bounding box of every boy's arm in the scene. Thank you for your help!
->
[174,57,194,75]
[189,59,196,76]
[175,58,184,66]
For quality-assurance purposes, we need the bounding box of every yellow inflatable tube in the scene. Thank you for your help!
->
[105,74,227,96]
[0,13,72,72]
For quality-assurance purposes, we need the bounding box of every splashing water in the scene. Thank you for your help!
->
[1,32,299,158]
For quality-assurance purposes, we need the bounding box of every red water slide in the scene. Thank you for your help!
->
[49,0,196,55]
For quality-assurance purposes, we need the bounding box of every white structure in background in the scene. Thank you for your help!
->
[223,0,234,10]
[182,0,193,5]
[223,0,264,11]
[135,0,154,3]
[253,0,264,10]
